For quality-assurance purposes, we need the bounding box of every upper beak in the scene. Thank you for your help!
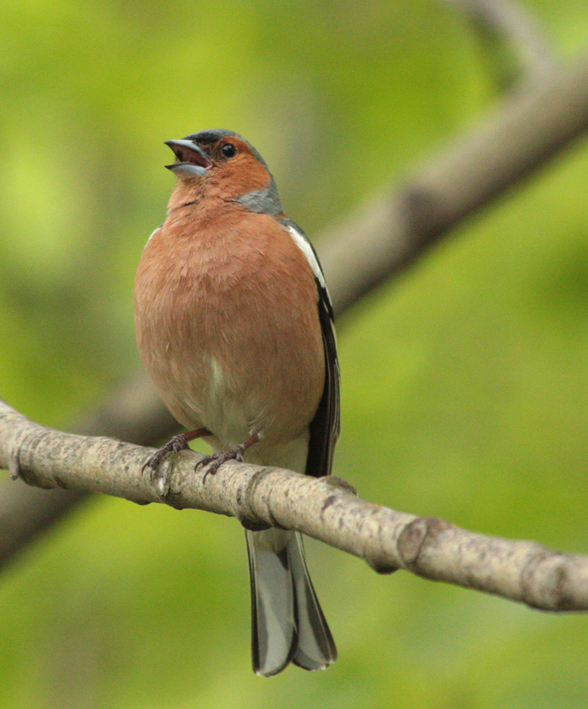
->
[164,139,212,177]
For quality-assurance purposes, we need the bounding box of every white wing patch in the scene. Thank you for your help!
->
[285,224,327,291]
[145,226,161,246]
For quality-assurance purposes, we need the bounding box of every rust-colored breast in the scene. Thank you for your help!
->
[134,201,324,455]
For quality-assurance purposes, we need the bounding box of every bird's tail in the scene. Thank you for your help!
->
[245,527,337,677]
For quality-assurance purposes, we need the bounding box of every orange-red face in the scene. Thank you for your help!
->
[165,133,272,211]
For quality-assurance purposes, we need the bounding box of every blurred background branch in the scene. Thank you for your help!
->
[444,0,556,84]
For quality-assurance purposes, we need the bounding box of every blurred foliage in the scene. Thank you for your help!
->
[1,0,588,707]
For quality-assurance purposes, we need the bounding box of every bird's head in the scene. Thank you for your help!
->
[164,129,283,216]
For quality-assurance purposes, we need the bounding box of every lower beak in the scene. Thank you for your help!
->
[164,139,212,177]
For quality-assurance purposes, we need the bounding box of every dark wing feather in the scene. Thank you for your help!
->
[280,218,340,478]
[306,278,340,478]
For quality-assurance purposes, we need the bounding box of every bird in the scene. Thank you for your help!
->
[134,129,340,677]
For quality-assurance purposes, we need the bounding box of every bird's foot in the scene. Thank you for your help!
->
[196,433,260,483]
[142,428,211,479]
[196,445,246,482]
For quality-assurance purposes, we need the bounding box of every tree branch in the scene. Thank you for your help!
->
[0,376,179,568]
[1,399,587,612]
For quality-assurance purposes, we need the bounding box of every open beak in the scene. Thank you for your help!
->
[164,139,212,177]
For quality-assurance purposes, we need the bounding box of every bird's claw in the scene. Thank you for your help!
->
[196,444,246,482]
[141,433,191,478]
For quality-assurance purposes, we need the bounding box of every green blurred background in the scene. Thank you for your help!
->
[2,0,588,707]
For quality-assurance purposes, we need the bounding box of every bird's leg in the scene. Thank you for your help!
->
[196,432,261,482]
[142,427,212,475]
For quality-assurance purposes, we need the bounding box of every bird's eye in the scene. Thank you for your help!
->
[222,143,237,158]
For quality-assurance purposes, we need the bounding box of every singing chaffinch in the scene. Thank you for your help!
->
[134,129,340,677]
